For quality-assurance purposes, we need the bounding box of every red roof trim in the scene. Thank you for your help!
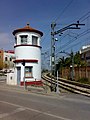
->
[13,25,43,36]
[14,59,38,63]
[6,50,15,54]
[14,44,42,48]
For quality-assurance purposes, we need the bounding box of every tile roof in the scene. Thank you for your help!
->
[13,24,43,36]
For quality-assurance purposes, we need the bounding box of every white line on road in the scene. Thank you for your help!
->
[0,107,25,118]
[0,100,72,120]
[0,113,8,118]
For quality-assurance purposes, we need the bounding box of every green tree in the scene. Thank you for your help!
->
[74,51,81,66]
[74,51,86,67]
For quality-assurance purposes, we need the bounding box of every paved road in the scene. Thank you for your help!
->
[0,83,90,120]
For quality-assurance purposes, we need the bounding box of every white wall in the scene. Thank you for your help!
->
[15,32,41,46]
[14,31,42,84]
[15,46,41,59]
[7,72,17,85]
[16,61,41,82]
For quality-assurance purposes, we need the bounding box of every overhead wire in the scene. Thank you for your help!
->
[55,10,90,55]
[42,3,90,68]
[54,0,74,22]
[78,11,90,22]
[56,28,90,55]
[64,30,90,51]
[42,0,74,54]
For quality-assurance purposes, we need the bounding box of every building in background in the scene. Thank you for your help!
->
[0,49,15,71]
[0,49,4,70]
[61,45,90,80]
[80,45,90,66]
[12,24,43,86]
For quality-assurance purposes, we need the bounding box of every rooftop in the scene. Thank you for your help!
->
[13,23,43,36]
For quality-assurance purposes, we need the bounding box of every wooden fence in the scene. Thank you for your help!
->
[60,66,90,81]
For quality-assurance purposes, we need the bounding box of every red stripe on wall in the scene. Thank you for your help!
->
[14,59,38,63]
[20,81,43,86]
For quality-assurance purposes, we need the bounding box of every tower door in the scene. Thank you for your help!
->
[17,67,21,85]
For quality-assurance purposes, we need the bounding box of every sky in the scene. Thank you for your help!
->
[0,0,90,69]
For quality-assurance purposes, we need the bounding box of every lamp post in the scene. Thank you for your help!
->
[56,70,60,93]
[22,59,26,90]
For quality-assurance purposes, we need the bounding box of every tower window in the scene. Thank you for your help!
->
[15,36,17,44]
[5,57,8,61]
[25,66,33,77]
[10,57,12,61]
[32,36,38,45]
[20,35,28,44]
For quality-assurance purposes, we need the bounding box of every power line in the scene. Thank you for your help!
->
[79,11,90,22]
[64,29,90,50]
[56,28,90,54]
[41,27,51,44]
[42,4,90,70]
[41,0,74,56]
[55,12,90,52]
[54,0,73,22]
[66,36,90,51]
[64,31,90,51]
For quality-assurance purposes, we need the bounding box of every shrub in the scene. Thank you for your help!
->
[77,77,90,84]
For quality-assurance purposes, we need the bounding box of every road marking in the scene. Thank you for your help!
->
[0,113,8,118]
[0,107,25,118]
[0,100,72,120]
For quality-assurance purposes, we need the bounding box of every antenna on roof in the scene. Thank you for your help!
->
[27,23,30,27]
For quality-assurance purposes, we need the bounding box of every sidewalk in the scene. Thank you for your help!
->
[0,82,62,97]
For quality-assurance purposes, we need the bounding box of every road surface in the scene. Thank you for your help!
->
[0,82,90,120]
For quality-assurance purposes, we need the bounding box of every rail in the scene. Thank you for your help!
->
[42,73,90,97]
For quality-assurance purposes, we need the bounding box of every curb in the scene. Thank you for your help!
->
[0,83,63,97]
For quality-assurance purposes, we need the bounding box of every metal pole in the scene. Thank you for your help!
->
[51,22,56,91]
[71,52,74,80]
[56,70,60,93]
[22,59,26,90]
[23,65,26,90]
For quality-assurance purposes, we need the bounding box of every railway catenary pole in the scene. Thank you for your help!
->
[51,21,85,92]
[51,22,56,91]
[71,51,74,80]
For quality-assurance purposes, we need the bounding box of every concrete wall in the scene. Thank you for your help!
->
[7,72,17,85]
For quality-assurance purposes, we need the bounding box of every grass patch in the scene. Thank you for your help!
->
[77,77,90,85]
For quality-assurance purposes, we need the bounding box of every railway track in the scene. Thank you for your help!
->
[42,73,90,97]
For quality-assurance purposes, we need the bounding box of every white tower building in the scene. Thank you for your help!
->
[13,24,43,86]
